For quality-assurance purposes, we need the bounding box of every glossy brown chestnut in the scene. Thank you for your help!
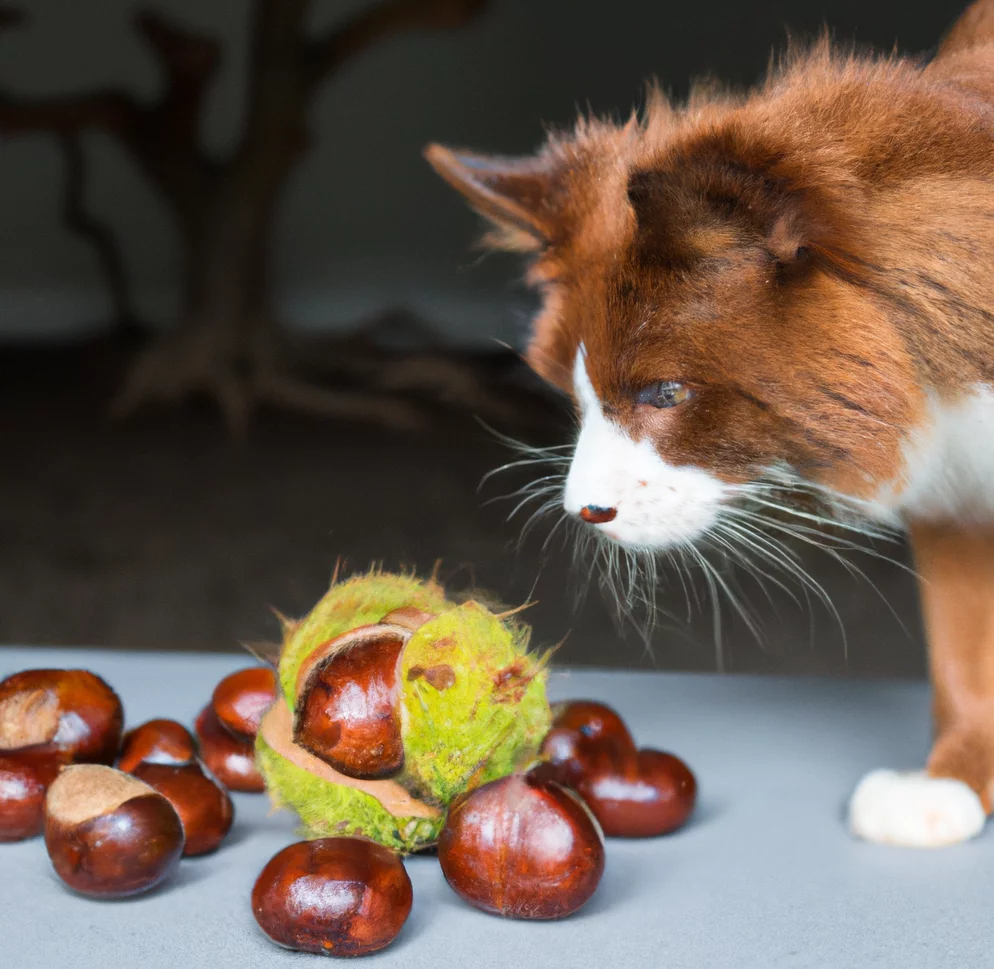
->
[117,719,198,773]
[542,733,697,837]
[0,746,63,841]
[43,764,184,898]
[252,837,413,957]
[131,760,234,856]
[438,769,604,920]
[211,667,276,740]
[551,700,636,753]
[293,624,408,780]
[194,705,265,793]
[0,669,123,764]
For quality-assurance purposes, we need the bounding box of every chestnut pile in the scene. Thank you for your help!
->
[1,654,697,959]
[0,664,276,895]
[249,695,696,956]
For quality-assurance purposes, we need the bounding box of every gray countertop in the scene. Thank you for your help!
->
[0,647,986,969]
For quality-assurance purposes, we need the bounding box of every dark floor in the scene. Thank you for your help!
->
[0,336,926,677]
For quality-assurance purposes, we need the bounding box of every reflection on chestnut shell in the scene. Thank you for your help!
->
[131,760,234,856]
[117,719,197,773]
[211,667,276,740]
[438,769,605,919]
[43,764,184,898]
[194,705,264,793]
[0,747,63,841]
[252,837,412,956]
[0,669,123,764]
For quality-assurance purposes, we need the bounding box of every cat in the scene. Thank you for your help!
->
[425,0,994,848]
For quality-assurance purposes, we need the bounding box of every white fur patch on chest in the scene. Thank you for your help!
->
[563,346,728,548]
[876,384,994,521]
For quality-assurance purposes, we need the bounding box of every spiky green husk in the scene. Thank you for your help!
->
[256,735,443,852]
[399,601,551,804]
[279,571,451,704]
[261,571,553,853]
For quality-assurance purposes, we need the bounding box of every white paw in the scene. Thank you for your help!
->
[848,769,986,848]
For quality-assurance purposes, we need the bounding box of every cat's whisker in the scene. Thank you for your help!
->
[685,544,727,671]
[481,475,566,509]
[715,512,848,649]
[733,489,900,543]
[540,509,572,552]
[727,503,916,578]
[515,497,563,547]
[710,522,802,610]
[504,486,563,523]
[479,457,569,492]
[747,514,911,641]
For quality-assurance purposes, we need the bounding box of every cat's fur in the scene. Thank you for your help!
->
[427,1,994,846]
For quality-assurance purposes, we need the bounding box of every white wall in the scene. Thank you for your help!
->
[0,0,951,345]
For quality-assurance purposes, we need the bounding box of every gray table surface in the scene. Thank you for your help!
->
[0,646,987,969]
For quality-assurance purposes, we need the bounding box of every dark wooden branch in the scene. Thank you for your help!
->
[0,8,139,134]
[0,90,138,134]
[305,0,488,88]
[136,11,221,85]
[59,131,142,334]
[134,11,220,153]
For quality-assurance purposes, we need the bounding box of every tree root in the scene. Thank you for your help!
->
[109,304,559,438]
[110,327,424,435]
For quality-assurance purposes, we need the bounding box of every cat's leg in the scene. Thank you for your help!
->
[848,520,994,847]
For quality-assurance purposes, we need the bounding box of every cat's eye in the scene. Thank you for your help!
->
[636,381,693,408]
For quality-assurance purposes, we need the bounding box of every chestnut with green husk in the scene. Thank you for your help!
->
[256,571,553,853]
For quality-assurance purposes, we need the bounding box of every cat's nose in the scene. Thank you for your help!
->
[579,505,618,524]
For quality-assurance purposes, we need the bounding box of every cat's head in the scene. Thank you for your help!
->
[426,93,921,552]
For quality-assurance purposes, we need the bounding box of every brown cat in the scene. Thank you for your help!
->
[426,0,994,847]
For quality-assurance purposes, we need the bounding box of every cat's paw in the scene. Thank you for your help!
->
[848,769,986,847]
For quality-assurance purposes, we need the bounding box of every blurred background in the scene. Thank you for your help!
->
[0,0,955,675]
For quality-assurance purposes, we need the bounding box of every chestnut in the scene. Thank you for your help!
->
[0,669,123,764]
[542,731,697,838]
[551,700,635,753]
[194,705,264,793]
[252,837,413,956]
[293,624,408,780]
[117,719,197,773]
[438,769,604,919]
[131,761,234,856]
[43,764,184,898]
[0,746,62,841]
[211,667,276,740]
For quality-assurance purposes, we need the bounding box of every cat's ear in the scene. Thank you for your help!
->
[424,144,563,252]
[756,196,823,282]
[766,209,809,266]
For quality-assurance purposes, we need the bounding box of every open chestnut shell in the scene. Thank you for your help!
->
[117,719,198,773]
[292,624,409,780]
[252,837,413,957]
[0,746,63,842]
[194,705,265,793]
[438,769,605,919]
[131,760,234,856]
[0,669,123,765]
[43,764,184,898]
[211,667,276,740]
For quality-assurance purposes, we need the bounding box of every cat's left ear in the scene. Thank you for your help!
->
[424,144,564,252]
